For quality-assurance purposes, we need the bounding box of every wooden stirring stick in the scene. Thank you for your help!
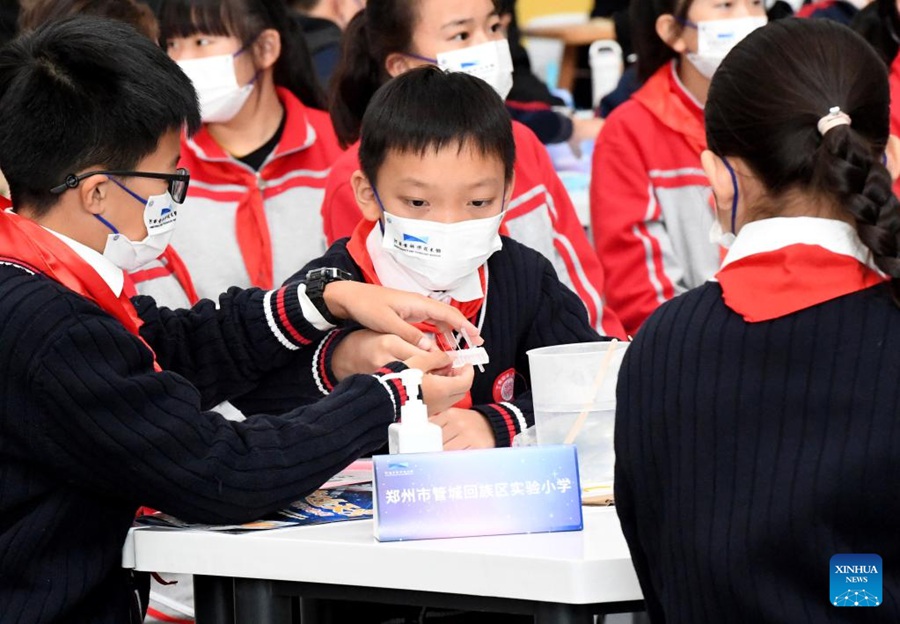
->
[563,339,620,445]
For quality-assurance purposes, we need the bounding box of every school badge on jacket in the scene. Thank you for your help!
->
[493,368,517,403]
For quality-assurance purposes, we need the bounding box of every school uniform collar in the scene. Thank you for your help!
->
[632,60,707,155]
[43,227,124,297]
[720,217,875,270]
[365,221,484,303]
[185,87,316,165]
[715,216,887,322]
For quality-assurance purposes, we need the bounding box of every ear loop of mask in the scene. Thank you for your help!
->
[721,157,739,235]
[372,185,388,234]
[234,41,261,87]
[94,177,149,235]
[404,52,439,64]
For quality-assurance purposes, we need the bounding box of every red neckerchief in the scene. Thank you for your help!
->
[632,61,707,155]
[347,219,486,409]
[890,54,900,139]
[0,210,162,370]
[889,54,900,198]
[716,243,887,322]
[0,211,162,371]
[123,246,200,305]
[187,88,313,290]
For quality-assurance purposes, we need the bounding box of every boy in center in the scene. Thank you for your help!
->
[298,66,606,449]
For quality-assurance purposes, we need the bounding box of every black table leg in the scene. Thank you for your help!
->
[193,575,235,624]
[233,578,292,624]
[535,603,595,624]
[299,597,339,624]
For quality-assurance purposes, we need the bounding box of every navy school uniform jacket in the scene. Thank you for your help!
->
[0,266,407,624]
[240,235,605,447]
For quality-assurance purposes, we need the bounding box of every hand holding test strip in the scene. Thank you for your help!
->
[446,328,489,371]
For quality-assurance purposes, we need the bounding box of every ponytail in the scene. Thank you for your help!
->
[328,1,418,147]
[815,127,900,296]
[273,8,325,110]
[330,11,385,147]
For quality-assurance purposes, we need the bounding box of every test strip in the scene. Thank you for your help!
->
[450,347,490,369]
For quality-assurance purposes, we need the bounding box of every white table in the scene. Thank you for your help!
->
[123,506,642,624]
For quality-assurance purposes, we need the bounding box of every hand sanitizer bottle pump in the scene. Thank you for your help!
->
[387,368,444,454]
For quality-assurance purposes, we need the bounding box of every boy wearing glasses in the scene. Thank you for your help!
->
[0,17,475,624]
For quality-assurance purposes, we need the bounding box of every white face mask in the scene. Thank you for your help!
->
[417,39,514,101]
[177,52,255,123]
[98,190,178,271]
[685,16,767,79]
[379,209,504,293]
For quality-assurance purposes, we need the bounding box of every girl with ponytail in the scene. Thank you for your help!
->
[616,18,900,623]
[129,0,344,307]
[323,0,626,338]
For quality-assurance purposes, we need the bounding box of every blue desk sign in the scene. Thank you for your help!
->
[373,445,583,542]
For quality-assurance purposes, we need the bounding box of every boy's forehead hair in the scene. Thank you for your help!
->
[0,16,200,215]
[386,137,506,161]
[358,66,516,187]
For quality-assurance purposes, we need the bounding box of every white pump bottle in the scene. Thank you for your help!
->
[387,368,444,454]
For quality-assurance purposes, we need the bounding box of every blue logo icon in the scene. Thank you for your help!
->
[388,462,409,470]
[160,207,172,216]
[403,234,429,244]
[831,554,881,607]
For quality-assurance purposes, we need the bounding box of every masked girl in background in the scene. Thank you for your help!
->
[590,0,766,336]
[129,0,343,306]
[322,0,626,339]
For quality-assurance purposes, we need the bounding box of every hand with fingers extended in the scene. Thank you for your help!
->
[333,329,441,382]
[429,407,496,450]
[323,281,483,351]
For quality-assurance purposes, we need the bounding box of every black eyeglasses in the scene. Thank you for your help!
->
[49,168,191,203]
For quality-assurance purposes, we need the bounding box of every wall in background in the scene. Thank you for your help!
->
[517,0,591,25]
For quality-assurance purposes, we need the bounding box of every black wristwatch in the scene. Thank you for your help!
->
[303,267,353,324]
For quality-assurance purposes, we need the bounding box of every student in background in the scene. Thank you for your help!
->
[18,0,158,37]
[0,17,477,624]
[853,0,900,198]
[298,67,603,450]
[289,0,364,89]
[132,0,342,307]
[497,0,605,148]
[325,0,626,339]
[795,0,871,24]
[590,0,766,336]
[616,19,900,621]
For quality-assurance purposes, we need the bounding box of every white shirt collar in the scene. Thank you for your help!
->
[720,216,879,273]
[366,224,484,303]
[44,228,125,296]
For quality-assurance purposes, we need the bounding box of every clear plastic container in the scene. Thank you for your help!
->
[527,342,629,488]
[531,403,616,487]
